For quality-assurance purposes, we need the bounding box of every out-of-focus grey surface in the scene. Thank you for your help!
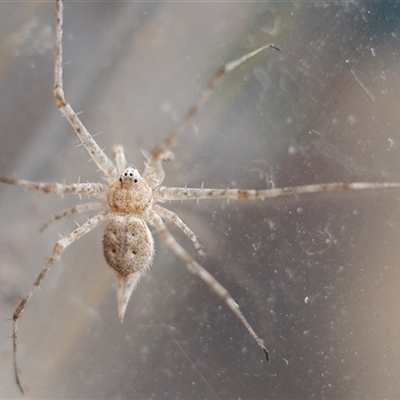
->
[1,1,400,399]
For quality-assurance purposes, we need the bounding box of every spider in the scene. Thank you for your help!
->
[2,0,400,394]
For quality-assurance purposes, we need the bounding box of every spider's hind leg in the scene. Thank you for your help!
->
[13,211,109,394]
[154,204,205,257]
[148,211,269,362]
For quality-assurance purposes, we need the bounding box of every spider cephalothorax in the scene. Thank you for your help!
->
[108,168,153,214]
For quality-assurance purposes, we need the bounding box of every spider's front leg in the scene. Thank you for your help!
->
[148,43,280,170]
[54,0,118,182]
[142,150,175,189]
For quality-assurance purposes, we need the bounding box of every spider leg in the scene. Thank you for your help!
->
[147,43,280,175]
[148,212,269,362]
[153,204,204,256]
[13,211,109,394]
[54,0,118,182]
[40,201,106,232]
[142,150,175,189]
[154,182,400,202]
[0,176,107,197]
[113,145,127,175]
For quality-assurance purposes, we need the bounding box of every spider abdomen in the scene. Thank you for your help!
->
[103,214,154,277]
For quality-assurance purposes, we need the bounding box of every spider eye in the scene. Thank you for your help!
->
[133,179,138,183]
[129,172,133,177]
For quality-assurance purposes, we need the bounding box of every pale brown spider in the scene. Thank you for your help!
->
[2,0,400,394]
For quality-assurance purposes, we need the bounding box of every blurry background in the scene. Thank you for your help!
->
[1,1,400,398]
